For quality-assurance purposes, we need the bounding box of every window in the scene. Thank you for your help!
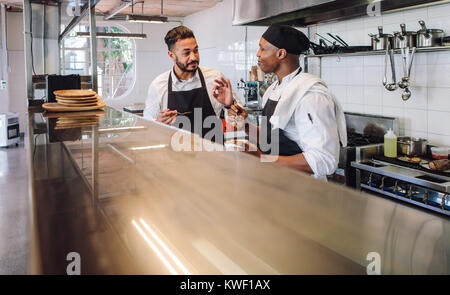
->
[61,24,136,100]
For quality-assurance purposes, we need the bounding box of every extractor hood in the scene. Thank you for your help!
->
[232,0,450,27]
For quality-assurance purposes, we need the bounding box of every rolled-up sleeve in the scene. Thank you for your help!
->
[143,82,161,120]
[295,91,340,177]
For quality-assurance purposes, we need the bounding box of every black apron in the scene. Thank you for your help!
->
[167,68,223,143]
[259,69,303,156]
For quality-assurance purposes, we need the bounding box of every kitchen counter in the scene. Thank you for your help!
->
[26,106,450,274]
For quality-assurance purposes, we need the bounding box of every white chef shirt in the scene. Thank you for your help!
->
[262,67,341,180]
[144,66,236,120]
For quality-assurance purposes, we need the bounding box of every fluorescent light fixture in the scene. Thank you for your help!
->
[104,0,138,20]
[76,32,147,39]
[132,220,178,275]
[126,15,168,23]
[129,144,167,151]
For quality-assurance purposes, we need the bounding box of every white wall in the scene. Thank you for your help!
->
[102,20,179,109]
[0,6,9,114]
[183,0,269,102]
[6,11,26,133]
[313,4,450,146]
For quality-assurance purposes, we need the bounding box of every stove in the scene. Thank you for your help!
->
[352,157,450,216]
[331,112,397,187]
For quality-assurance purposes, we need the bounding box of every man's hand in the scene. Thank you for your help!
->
[157,109,177,125]
[212,77,233,107]
[243,141,262,158]
[227,104,248,131]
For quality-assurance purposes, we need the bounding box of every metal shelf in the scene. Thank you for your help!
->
[305,45,450,58]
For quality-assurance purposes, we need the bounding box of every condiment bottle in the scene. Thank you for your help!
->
[384,129,397,158]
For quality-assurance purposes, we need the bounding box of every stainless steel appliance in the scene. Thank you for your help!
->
[237,80,262,110]
[0,112,20,147]
[232,0,449,27]
[331,112,397,187]
[352,156,450,216]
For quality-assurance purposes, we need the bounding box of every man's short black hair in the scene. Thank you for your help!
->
[164,26,195,51]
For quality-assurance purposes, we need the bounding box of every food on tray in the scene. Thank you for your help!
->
[429,159,450,171]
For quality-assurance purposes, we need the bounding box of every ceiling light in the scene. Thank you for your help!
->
[126,15,168,23]
[76,32,147,39]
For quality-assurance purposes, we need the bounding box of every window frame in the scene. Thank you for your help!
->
[60,22,137,101]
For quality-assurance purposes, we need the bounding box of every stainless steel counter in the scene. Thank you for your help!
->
[27,106,450,274]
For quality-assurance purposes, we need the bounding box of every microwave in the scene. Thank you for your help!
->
[0,112,20,147]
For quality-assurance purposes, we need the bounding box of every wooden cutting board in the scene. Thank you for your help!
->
[42,101,106,112]
[57,101,99,107]
[53,89,97,97]
[42,110,106,118]
[55,95,98,101]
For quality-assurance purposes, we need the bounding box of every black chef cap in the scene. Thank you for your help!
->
[262,25,310,55]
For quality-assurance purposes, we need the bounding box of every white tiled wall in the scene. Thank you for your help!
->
[314,4,450,146]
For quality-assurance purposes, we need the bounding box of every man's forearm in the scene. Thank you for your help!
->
[274,153,314,174]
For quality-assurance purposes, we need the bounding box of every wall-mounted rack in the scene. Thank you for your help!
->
[306,45,450,59]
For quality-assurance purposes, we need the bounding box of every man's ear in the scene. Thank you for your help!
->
[276,49,287,60]
[168,50,175,61]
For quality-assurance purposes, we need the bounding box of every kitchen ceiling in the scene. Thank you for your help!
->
[0,0,223,17]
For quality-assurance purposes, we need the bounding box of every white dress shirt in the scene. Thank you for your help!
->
[262,67,342,180]
[144,66,235,120]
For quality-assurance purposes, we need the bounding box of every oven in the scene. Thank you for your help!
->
[352,158,450,216]
[0,112,20,147]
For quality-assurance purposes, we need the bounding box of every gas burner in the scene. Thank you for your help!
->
[347,132,384,147]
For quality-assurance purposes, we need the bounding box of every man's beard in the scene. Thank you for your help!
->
[176,57,199,73]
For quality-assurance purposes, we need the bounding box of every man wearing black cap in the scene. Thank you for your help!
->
[228,25,347,180]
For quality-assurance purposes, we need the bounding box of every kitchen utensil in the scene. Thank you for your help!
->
[369,26,393,50]
[393,23,417,49]
[42,101,106,112]
[327,33,348,48]
[417,20,444,47]
[383,43,398,91]
[177,111,192,116]
[431,146,450,160]
[398,156,426,164]
[397,136,428,156]
[397,47,416,101]
[53,89,96,97]
[335,35,349,47]
[316,33,334,46]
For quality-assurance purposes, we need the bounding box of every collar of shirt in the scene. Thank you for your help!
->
[273,67,301,91]
[170,68,200,87]
[269,67,301,102]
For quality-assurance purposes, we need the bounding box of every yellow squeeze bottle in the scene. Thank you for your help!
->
[384,129,397,158]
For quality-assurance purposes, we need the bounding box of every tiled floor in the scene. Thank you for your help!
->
[0,140,29,274]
